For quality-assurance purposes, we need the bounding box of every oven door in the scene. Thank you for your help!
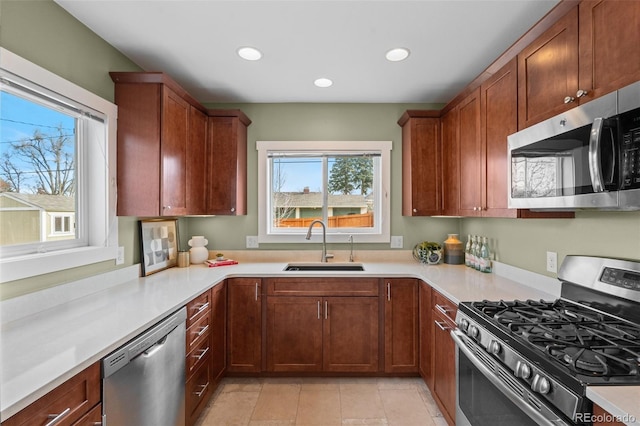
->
[451,329,571,426]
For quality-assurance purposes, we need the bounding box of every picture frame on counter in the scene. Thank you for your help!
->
[138,218,179,276]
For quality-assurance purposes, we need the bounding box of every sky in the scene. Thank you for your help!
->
[0,90,76,192]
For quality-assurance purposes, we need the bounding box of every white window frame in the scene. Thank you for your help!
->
[0,48,118,282]
[257,140,391,244]
[49,213,75,236]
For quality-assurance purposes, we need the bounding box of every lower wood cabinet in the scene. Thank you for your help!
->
[210,281,227,383]
[265,278,379,373]
[2,362,101,426]
[384,278,419,373]
[419,280,433,387]
[431,290,458,426]
[592,403,626,426]
[227,278,263,373]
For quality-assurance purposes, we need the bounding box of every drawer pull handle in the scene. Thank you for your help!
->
[387,283,391,301]
[435,304,451,316]
[194,347,209,361]
[255,283,259,301]
[45,408,71,426]
[194,324,209,338]
[317,301,321,320]
[190,302,209,320]
[194,382,209,398]
[435,320,452,331]
[325,300,328,320]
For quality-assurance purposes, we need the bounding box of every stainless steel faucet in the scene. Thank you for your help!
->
[348,235,354,262]
[305,220,333,262]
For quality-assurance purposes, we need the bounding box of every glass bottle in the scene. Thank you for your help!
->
[480,237,492,273]
[473,236,481,271]
[470,236,478,270]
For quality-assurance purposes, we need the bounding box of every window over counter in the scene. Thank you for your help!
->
[0,48,118,282]
[257,141,391,243]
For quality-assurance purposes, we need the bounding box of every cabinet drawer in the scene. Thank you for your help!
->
[266,278,379,296]
[186,329,211,379]
[186,291,211,328]
[186,361,212,426]
[186,310,211,352]
[72,403,101,426]
[2,363,100,426]
[433,291,457,323]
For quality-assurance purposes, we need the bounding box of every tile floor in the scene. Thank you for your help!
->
[195,376,447,426]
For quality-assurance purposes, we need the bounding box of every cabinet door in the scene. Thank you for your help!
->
[384,279,419,373]
[518,6,579,129]
[113,83,162,216]
[458,88,482,216]
[481,58,518,218]
[432,292,457,426]
[187,106,208,215]
[323,297,379,372]
[266,296,323,372]
[441,107,460,216]
[579,0,640,101]
[227,278,262,373]
[160,86,189,216]
[419,281,433,387]
[210,283,226,383]
[401,116,441,216]
[206,113,248,215]
[186,359,212,426]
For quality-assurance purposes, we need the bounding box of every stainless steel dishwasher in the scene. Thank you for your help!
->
[102,307,187,426]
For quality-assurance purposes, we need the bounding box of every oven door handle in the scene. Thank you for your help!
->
[451,329,570,426]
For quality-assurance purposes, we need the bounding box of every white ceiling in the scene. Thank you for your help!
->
[54,0,560,104]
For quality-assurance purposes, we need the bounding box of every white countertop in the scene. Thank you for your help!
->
[0,256,634,423]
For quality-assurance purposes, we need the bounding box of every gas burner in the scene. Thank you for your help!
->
[494,310,520,324]
[563,347,608,375]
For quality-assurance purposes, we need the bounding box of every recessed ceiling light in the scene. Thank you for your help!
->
[237,46,262,61]
[314,78,333,88]
[385,47,410,62]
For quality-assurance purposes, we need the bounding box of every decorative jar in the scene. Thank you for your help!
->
[188,236,209,264]
[443,233,464,265]
[413,241,443,265]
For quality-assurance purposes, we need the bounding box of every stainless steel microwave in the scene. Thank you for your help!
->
[507,81,640,210]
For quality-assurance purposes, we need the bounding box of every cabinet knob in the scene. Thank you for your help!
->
[413,208,417,213]
[230,207,235,213]
[576,89,588,98]
[563,96,575,104]
[164,205,172,210]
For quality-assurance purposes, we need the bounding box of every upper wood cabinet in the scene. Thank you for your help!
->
[518,1,640,129]
[481,59,519,218]
[517,6,579,129]
[457,88,482,217]
[206,110,251,215]
[440,107,460,216]
[110,72,207,216]
[187,106,208,215]
[398,111,441,216]
[578,0,640,101]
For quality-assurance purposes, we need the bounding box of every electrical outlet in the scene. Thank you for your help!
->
[246,236,259,249]
[116,246,125,265]
[390,236,403,249]
[546,251,557,273]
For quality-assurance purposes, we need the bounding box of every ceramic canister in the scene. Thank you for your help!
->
[443,233,464,265]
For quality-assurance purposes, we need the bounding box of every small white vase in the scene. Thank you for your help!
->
[188,236,209,264]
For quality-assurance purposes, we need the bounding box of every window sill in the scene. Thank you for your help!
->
[0,246,118,283]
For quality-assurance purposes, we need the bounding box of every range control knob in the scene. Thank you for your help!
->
[458,318,469,332]
[515,361,532,379]
[532,374,551,395]
[489,340,502,355]
[468,325,479,339]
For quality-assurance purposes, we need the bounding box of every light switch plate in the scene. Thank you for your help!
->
[390,236,403,249]
[246,236,259,249]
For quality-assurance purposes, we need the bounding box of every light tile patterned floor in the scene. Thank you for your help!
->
[195,376,448,426]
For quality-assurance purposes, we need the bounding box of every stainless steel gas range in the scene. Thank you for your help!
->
[452,255,640,425]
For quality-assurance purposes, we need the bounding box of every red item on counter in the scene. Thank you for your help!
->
[205,259,238,267]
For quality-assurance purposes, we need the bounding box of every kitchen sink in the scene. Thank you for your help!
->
[284,263,365,271]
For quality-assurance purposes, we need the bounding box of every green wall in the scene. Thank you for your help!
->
[2,0,639,299]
